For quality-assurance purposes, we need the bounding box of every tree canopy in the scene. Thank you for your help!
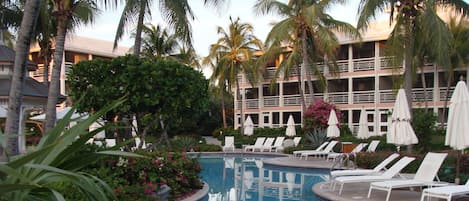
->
[67,55,209,142]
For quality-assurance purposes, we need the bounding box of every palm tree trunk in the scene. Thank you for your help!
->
[236,80,244,135]
[404,26,415,153]
[45,17,68,133]
[296,63,306,120]
[441,75,453,127]
[221,86,227,128]
[3,0,41,158]
[43,53,50,86]
[420,66,428,111]
[133,2,145,56]
[301,30,315,103]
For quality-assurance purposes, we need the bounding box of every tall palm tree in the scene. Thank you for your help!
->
[208,57,229,128]
[441,16,469,125]
[203,17,263,133]
[0,0,21,47]
[140,24,179,60]
[114,0,225,56]
[45,0,99,133]
[34,0,55,87]
[357,0,469,116]
[3,0,42,157]
[255,0,360,114]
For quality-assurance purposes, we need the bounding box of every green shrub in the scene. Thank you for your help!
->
[197,144,222,152]
[58,147,203,201]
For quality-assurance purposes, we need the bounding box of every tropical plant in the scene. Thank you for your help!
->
[114,0,225,56]
[305,129,327,148]
[140,24,179,60]
[441,16,469,125]
[0,0,21,47]
[357,0,469,118]
[303,99,341,130]
[0,99,142,200]
[45,0,99,133]
[203,17,263,134]
[3,0,42,157]
[255,0,360,114]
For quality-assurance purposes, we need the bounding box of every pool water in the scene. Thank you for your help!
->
[198,156,329,201]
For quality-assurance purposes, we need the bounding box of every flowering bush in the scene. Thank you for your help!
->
[303,99,342,130]
[57,146,203,201]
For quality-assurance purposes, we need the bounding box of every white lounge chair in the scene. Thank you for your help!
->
[270,136,285,152]
[223,136,235,152]
[292,141,329,157]
[255,137,275,152]
[300,141,339,159]
[366,140,380,152]
[368,152,448,201]
[293,137,302,147]
[330,153,400,178]
[333,156,415,195]
[420,180,469,201]
[105,139,116,147]
[327,142,368,162]
[244,137,266,152]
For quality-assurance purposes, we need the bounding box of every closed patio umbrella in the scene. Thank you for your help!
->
[387,89,418,150]
[327,109,340,138]
[244,115,254,136]
[357,108,370,139]
[445,80,469,184]
[286,115,296,137]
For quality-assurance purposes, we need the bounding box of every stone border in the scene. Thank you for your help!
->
[180,181,208,201]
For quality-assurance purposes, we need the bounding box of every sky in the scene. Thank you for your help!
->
[75,0,368,58]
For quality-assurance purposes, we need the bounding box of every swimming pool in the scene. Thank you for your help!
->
[198,156,329,201]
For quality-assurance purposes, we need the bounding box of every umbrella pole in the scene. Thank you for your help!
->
[456,150,461,184]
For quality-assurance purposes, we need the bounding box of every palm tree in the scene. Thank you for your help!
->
[357,0,469,116]
[208,57,229,128]
[34,0,55,87]
[140,24,179,60]
[45,0,99,133]
[3,0,42,157]
[114,0,225,56]
[441,16,469,125]
[0,0,21,47]
[203,17,263,134]
[254,0,360,114]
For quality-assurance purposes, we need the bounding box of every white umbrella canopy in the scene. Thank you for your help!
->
[387,89,418,146]
[445,81,469,150]
[0,106,7,118]
[244,115,254,136]
[357,108,370,139]
[286,115,296,137]
[30,107,88,121]
[327,109,340,138]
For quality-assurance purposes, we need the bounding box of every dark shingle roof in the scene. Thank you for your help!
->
[0,77,65,102]
[0,45,36,70]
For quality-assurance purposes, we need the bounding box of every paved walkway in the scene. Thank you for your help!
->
[203,136,222,146]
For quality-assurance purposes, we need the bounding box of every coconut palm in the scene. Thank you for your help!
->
[0,1,21,47]
[45,0,99,133]
[441,16,469,125]
[3,0,41,157]
[114,0,225,56]
[34,0,55,87]
[208,57,229,128]
[203,17,263,134]
[140,24,179,60]
[254,0,360,114]
[357,0,469,116]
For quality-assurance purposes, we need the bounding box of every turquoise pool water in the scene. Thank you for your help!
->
[198,156,329,201]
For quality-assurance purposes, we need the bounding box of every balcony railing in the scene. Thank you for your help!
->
[264,67,277,79]
[412,88,433,102]
[353,91,375,103]
[439,87,455,101]
[379,56,400,69]
[379,90,395,103]
[328,92,348,104]
[246,99,259,109]
[264,96,279,107]
[284,95,302,106]
[353,58,375,71]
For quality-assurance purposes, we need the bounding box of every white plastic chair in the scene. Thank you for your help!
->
[105,139,116,147]
[327,143,368,162]
[292,141,330,157]
[368,152,448,201]
[244,137,266,152]
[366,140,380,152]
[330,153,400,178]
[300,141,339,159]
[222,136,235,152]
[293,137,302,147]
[333,156,416,195]
[270,137,285,152]
[254,137,275,152]
[420,180,469,201]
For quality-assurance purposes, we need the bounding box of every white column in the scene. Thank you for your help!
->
[348,45,353,72]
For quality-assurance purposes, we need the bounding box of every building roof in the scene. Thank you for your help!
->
[0,77,65,101]
[0,45,37,70]
[30,35,130,58]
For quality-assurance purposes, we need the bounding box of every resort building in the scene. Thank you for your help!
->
[28,35,130,98]
[234,20,468,136]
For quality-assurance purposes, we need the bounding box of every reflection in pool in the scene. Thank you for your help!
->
[198,156,329,201]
